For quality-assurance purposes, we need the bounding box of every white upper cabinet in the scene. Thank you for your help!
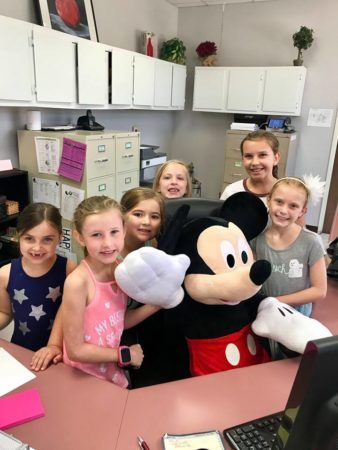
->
[111,47,134,107]
[33,27,77,104]
[133,54,155,107]
[154,59,173,108]
[0,16,34,103]
[226,68,264,112]
[193,67,228,111]
[193,66,307,116]
[153,60,186,109]
[0,14,186,111]
[77,40,108,105]
[171,64,186,109]
[261,67,306,115]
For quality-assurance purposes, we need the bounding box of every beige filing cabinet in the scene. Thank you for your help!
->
[17,130,140,262]
[222,130,298,192]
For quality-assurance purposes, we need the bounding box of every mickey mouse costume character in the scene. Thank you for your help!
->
[116,192,331,380]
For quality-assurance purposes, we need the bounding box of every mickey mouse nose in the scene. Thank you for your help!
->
[250,260,271,286]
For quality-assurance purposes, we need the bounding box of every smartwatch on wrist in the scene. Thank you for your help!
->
[118,346,131,367]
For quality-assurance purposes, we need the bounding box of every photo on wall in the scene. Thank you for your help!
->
[35,0,98,41]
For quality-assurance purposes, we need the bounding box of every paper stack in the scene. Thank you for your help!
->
[230,122,258,131]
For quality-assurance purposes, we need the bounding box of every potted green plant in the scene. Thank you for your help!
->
[196,41,217,66]
[292,26,314,66]
[160,38,186,65]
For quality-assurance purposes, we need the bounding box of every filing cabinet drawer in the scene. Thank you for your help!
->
[86,138,115,178]
[87,175,115,198]
[116,136,140,172]
[225,136,243,158]
[116,170,139,201]
[223,158,246,183]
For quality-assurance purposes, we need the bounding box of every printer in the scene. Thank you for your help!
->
[140,144,167,187]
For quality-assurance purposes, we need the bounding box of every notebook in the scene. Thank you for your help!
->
[0,388,45,429]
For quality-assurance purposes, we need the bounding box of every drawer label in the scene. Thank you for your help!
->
[124,177,132,184]
[98,145,106,152]
[98,184,106,191]
[125,142,132,149]
[234,161,242,168]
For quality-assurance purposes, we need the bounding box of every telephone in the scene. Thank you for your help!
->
[77,110,104,131]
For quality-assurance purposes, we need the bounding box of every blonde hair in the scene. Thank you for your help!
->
[240,131,280,178]
[73,196,123,234]
[120,187,165,226]
[269,177,310,207]
[153,159,192,197]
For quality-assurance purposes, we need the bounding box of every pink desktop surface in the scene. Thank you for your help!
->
[116,358,299,450]
[1,279,337,450]
[0,339,128,450]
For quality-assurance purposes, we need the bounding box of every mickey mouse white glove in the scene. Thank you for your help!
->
[252,297,332,354]
[115,247,190,309]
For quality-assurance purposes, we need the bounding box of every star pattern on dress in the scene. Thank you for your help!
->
[29,304,47,321]
[19,321,31,336]
[13,289,28,305]
[46,286,61,302]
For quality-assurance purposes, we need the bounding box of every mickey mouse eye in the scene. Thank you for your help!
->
[238,238,251,264]
[221,240,236,269]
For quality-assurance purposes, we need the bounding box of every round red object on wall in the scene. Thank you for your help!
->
[55,0,81,28]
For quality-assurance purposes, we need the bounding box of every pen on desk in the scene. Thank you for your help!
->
[137,435,150,450]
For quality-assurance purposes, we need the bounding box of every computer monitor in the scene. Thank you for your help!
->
[274,335,338,449]
[224,336,338,450]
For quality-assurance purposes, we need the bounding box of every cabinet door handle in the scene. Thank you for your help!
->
[128,154,134,158]
[230,148,241,152]
[94,158,108,163]
[232,173,243,177]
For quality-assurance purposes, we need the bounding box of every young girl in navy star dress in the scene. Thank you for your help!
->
[0,202,76,370]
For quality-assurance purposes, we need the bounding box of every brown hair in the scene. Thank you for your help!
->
[269,177,310,207]
[17,202,62,237]
[73,196,123,234]
[120,187,165,226]
[152,159,192,197]
[240,130,280,178]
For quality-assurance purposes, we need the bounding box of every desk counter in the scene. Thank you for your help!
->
[1,279,337,450]
[117,357,299,450]
[0,339,128,450]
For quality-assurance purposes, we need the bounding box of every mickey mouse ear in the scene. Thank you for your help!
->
[219,192,268,241]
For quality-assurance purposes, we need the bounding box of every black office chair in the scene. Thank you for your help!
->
[164,197,223,222]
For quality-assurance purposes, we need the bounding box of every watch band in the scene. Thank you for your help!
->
[118,346,131,368]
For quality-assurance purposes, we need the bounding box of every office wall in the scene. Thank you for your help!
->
[0,0,178,167]
[173,0,338,226]
[0,1,336,226]
[92,0,177,51]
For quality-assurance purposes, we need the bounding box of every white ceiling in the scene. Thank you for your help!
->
[166,0,278,6]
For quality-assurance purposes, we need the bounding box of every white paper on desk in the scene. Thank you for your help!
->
[0,348,36,397]
[163,430,225,450]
